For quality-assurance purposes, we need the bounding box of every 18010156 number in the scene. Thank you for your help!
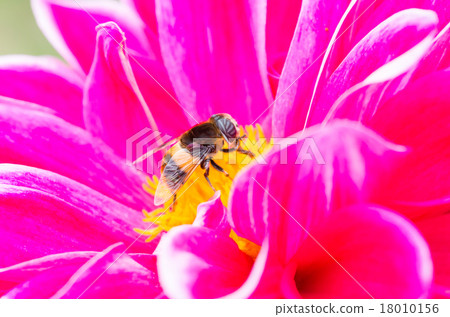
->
[380,303,439,314]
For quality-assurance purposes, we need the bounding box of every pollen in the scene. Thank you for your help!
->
[135,124,272,258]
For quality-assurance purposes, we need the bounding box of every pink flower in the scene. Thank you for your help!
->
[156,122,434,298]
[0,0,448,299]
[154,3,450,299]
[0,0,274,298]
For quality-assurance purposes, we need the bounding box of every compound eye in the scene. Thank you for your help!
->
[221,120,238,140]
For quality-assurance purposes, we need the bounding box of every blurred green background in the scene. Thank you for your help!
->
[0,0,58,56]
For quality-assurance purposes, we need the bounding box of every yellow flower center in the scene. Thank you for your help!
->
[135,125,272,258]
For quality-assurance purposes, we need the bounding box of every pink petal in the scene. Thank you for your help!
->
[229,121,406,264]
[311,9,438,126]
[32,0,153,73]
[368,70,450,203]
[415,213,450,289]
[0,104,150,211]
[129,53,191,137]
[291,205,432,298]
[0,164,151,267]
[432,285,450,299]
[0,251,95,298]
[124,0,157,34]
[366,69,450,288]
[85,21,189,152]
[230,239,285,299]
[321,30,434,124]
[326,0,450,78]
[266,0,302,95]
[273,2,446,136]
[0,251,95,285]
[382,199,450,223]
[157,225,253,298]
[0,55,84,126]
[84,22,162,157]
[122,0,162,61]
[272,0,354,137]
[413,22,450,80]
[52,243,161,299]
[155,0,272,125]
[0,96,57,116]
[193,191,230,234]
[2,244,161,299]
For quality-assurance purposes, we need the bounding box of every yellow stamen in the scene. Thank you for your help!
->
[136,124,272,257]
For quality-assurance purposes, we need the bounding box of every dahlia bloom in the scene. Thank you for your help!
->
[0,0,448,299]
[157,122,435,298]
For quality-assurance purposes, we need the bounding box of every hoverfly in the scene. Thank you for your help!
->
[136,114,254,206]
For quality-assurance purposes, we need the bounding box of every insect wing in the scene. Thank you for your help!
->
[154,147,209,205]
[133,138,178,165]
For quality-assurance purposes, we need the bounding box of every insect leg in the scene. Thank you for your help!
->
[221,147,255,158]
[237,147,255,158]
[210,159,232,179]
[202,159,216,192]
[222,137,255,158]
[172,193,177,211]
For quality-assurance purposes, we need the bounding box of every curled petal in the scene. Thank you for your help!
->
[84,22,159,157]
[193,191,230,235]
[32,0,153,73]
[157,225,253,298]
